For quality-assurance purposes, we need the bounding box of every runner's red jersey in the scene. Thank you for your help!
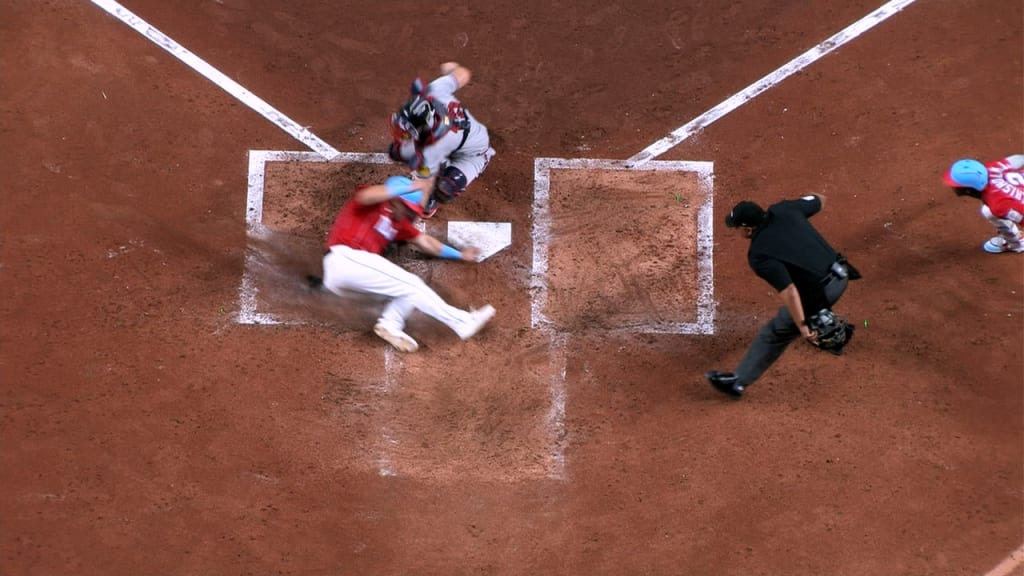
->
[981,156,1024,221]
[325,199,421,255]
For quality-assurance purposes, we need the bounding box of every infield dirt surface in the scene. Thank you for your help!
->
[2,1,1022,574]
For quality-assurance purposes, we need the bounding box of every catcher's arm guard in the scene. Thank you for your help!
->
[806,309,854,356]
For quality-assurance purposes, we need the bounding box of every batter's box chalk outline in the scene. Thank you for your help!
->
[531,158,716,335]
[238,150,514,325]
[238,150,395,325]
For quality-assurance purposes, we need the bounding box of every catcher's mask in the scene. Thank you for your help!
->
[943,158,988,191]
[393,95,450,143]
[806,308,854,356]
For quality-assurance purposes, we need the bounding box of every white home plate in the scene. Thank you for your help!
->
[446,221,512,262]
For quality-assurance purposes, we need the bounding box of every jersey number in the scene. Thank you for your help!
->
[1005,170,1024,187]
[373,215,398,241]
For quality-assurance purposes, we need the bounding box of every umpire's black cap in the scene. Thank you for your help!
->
[725,201,766,228]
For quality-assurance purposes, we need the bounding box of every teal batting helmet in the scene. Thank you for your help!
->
[943,159,988,190]
[399,190,425,216]
[385,176,425,216]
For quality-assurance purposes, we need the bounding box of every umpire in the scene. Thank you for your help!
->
[707,194,861,398]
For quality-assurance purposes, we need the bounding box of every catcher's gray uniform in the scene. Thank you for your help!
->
[417,73,493,183]
[390,69,495,203]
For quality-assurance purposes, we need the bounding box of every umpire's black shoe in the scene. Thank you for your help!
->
[706,371,745,398]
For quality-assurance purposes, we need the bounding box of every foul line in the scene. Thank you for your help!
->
[983,543,1024,576]
[627,0,919,165]
[89,0,340,160]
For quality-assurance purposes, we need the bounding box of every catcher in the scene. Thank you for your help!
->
[706,194,861,398]
[387,62,495,218]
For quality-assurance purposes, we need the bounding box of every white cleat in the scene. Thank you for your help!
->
[983,236,1024,254]
[373,323,419,352]
[457,305,496,340]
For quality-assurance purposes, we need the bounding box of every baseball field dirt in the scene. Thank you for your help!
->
[2,1,1021,574]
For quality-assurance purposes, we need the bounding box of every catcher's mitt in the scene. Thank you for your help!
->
[807,308,854,356]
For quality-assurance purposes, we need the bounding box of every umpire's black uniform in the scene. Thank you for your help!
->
[707,194,858,398]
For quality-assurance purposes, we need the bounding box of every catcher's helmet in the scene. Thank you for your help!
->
[393,91,452,143]
[943,159,988,190]
[403,95,435,130]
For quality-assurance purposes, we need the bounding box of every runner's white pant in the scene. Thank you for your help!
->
[981,204,1023,245]
[322,245,475,336]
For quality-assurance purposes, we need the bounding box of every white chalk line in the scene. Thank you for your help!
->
[627,0,920,165]
[984,543,1024,576]
[240,150,566,479]
[374,349,399,477]
[530,158,716,335]
[239,151,392,325]
[546,332,568,480]
[239,151,401,478]
[89,0,340,160]
[530,158,715,483]
[619,0,1023,570]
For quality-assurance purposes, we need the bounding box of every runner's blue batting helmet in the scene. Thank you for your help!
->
[399,191,425,216]
[943,159,988,190]
[385,176,425,217]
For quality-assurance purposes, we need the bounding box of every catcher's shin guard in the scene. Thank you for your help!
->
[434,166,468,204]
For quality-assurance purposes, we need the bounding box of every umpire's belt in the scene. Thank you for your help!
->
[820,261,849,284]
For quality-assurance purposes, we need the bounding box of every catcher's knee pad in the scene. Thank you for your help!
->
[434,166,468,204]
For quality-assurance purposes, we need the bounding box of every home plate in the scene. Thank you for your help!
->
[447,221,512,262]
